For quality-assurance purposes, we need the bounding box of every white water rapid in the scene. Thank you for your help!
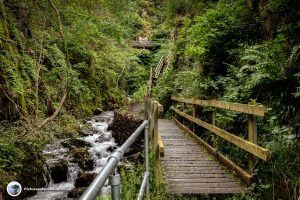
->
[26,111,116,200]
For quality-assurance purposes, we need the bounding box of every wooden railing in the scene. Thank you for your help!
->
[147,67,153,97]
[154,56,164,79]
[144,98,164,186]
[171,97,271,185]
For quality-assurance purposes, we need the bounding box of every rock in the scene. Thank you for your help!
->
[94,108,103,115]
[56,197,75,200]
[67,187,86,198]
[13,142,49,199]
[78,128,96,137]
[107,146,117,153]
[108,111,143,145]
[107,111,143,159]
[125,152,143,163]
[61,138,92,150]
[124,145,143,157]
[72,148,94,171]
[103,102,120,110]
[75,172,97,187]
[95,134,111,143]
[50,160,68,183]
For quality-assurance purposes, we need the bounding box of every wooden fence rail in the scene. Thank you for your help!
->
[171,97,271,186]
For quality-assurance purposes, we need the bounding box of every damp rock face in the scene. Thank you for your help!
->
[50,160,68,183]
[108,111,143,145]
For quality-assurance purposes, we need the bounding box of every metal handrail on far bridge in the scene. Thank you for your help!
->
[80,120,149,200]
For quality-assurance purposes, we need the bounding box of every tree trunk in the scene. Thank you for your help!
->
[37,0,71,129]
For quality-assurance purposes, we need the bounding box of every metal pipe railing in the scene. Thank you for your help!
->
[79,120,149,200]
[144,125,150,199]
[137,172,149,200]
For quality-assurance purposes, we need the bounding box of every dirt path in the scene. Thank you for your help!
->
[128,102,144,120]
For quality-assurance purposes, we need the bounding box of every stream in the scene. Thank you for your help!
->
[26,111,116,200]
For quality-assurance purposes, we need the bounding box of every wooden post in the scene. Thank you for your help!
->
[212,111,216,126]
[182,103,186,125]
[153,101,162,186]
[193,105,196,133]
[144,97,148,120]
[248,114,257,174]
[147,67,153,97]
[148,100,154,142]
[153,102,158,152]
[212,111,217,149]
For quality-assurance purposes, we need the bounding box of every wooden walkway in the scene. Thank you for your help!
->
[158,119,245,194]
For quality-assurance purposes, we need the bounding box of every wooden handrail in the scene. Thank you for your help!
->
[171,107,270,160]
[154,56,164,78]
[172,97,268,116]
[145,98,164,186]
[172,117,253,185]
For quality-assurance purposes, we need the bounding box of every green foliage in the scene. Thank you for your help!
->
[175,0,260,76]
[0,1,156,198]
[155,0,300,199]
[166,0,207,18]
[132,84,147,103]
[0,0,152,119]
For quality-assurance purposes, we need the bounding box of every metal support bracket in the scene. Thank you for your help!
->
[109,174,121,186]
[109,168,121,200]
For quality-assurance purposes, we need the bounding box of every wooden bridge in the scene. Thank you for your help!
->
[143,54,271,196]
[159,119,244,194]
[145,98,270,195]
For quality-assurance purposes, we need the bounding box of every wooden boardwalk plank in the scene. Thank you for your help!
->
[158,119,245,195]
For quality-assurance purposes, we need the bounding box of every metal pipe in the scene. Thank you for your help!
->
[110,168,120,200]
[79,157,118,200]
[144,126,150,199]
[136,172,149,200]
[79,120,149,200]
[119,120,148,154]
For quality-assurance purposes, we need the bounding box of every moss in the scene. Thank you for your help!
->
[0,134,48,199]
[72,147,94,171]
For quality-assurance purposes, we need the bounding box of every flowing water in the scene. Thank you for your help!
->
[26,111,116,200]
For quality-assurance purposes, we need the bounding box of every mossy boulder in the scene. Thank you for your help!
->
[75,172,97,187]
[3,140,49,199]
[61,138,92,150]
[50,160,68,183]
[71,147,94,171]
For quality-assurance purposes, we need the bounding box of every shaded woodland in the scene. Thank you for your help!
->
[0,0,300,199]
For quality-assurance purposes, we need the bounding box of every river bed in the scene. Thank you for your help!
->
[26,111,116,200]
